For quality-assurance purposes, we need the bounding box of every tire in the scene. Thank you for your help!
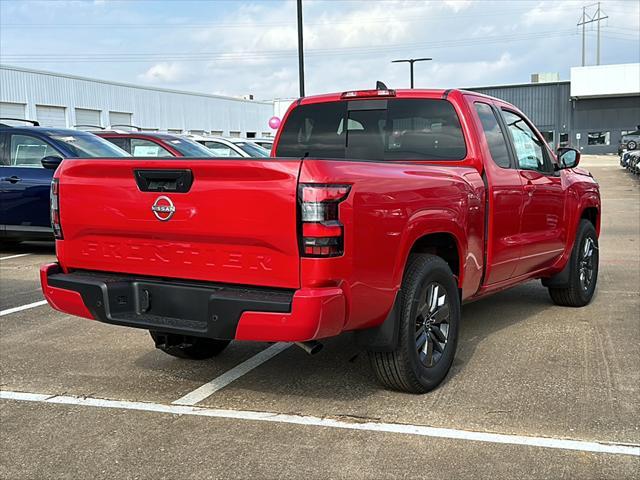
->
[548,220,598,307]
[149,331,230,360]
[627,140,637,150]
[368,254,460,393]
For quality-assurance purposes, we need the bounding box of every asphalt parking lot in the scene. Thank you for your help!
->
[1,155,638,479]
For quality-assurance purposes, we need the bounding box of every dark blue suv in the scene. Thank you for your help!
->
[0,119,129,243]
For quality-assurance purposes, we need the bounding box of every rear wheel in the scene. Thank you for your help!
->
[368,254,460,393]
[149,331,230,360]
[548,220,598,307]
[627,140,637,150]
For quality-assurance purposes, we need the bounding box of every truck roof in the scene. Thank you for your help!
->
[297,88,504,105]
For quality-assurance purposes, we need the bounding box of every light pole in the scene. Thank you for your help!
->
[297,0,305,97]
[391,57,432,88]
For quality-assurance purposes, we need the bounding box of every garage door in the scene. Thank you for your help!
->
[0,102,26,120]
[75,108,101,127]
[109,111,132,127]
[36,105,67,127]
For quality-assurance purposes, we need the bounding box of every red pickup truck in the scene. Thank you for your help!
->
[40,88,600,393]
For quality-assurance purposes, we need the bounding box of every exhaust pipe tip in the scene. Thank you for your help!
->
[295,341,323,355]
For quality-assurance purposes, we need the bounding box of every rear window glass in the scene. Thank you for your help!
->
[275,98,466,161]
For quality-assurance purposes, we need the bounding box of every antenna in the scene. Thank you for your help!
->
[376,81,389,90]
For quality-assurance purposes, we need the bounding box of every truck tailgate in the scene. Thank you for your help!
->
[55,158,302,289]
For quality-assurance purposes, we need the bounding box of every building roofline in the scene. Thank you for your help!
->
[0,64,272,105]
[465,80,570,90]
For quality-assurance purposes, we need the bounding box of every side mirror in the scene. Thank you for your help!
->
[556,147,580,169]
[41,155,63,170]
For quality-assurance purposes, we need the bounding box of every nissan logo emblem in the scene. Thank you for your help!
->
[151,195,176,221]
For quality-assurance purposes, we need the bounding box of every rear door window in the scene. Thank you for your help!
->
[474,102,511,168]
[276,98,466,161]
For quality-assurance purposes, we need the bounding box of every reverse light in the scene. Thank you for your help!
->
[299,184,350,257]
[50,178,63,239]
[341,89,396,99]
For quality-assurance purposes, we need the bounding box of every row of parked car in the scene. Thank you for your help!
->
[620,149,640,176]
[0,118,274,243]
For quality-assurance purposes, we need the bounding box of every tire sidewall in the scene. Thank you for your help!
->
[402,258,461,390]
[570,221,599,304]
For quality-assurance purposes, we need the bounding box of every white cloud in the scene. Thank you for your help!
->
[139,63,191,83]
[2,0,637,99]
[444,0,473,13]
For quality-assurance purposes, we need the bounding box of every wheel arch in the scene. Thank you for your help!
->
[358,231,464,353]
[581,205,599,233]
[406,232,462,282]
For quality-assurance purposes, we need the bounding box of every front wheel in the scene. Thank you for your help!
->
[150,331,230,360]
[627,140,637,150]
[368,254,460,393]
[548,220,599,307]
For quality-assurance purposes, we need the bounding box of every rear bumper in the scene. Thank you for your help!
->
[40,263,345,342]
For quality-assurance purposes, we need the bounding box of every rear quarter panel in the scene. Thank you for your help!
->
[299,159,485,332]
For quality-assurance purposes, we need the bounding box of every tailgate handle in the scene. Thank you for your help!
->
[134,169,193,193]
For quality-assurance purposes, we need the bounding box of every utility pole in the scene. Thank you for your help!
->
[577,3,609,66]
[596,2,602,65]
[580,6,586,66]
[296,0,305,97]
[391,58,432,88]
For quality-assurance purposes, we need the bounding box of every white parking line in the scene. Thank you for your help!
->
[173,342,291,405]
[2,390,639,457]
[0,300,48,317]
[0,253,31,261]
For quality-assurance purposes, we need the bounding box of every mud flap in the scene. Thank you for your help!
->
[541,259,572,288]
[354,291,401,352]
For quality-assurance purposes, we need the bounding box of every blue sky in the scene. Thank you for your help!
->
[0,0,638,100]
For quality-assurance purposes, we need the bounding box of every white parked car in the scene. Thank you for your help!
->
[183,134,270,158]
[252,138,274,150]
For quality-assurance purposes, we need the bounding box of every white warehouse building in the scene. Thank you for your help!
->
[0,65,274,138]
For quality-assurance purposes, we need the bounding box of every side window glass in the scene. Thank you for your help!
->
[105,137,130,153]
[474,103,511,168]
[130,138,172,157]
[501,110,548,172]
[206,142,242,157]
[10,134,57,167]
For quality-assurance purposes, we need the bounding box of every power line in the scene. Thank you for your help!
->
[0,5,583,29]
[0,30,581,64]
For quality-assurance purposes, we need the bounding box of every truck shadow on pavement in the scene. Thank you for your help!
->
[0,241,55,256]
[132,279,563,403]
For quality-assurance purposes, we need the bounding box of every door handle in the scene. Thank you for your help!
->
[2,176,21,184]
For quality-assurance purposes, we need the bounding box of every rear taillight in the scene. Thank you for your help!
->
[50,178,63,239]
[299,184,350,257]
